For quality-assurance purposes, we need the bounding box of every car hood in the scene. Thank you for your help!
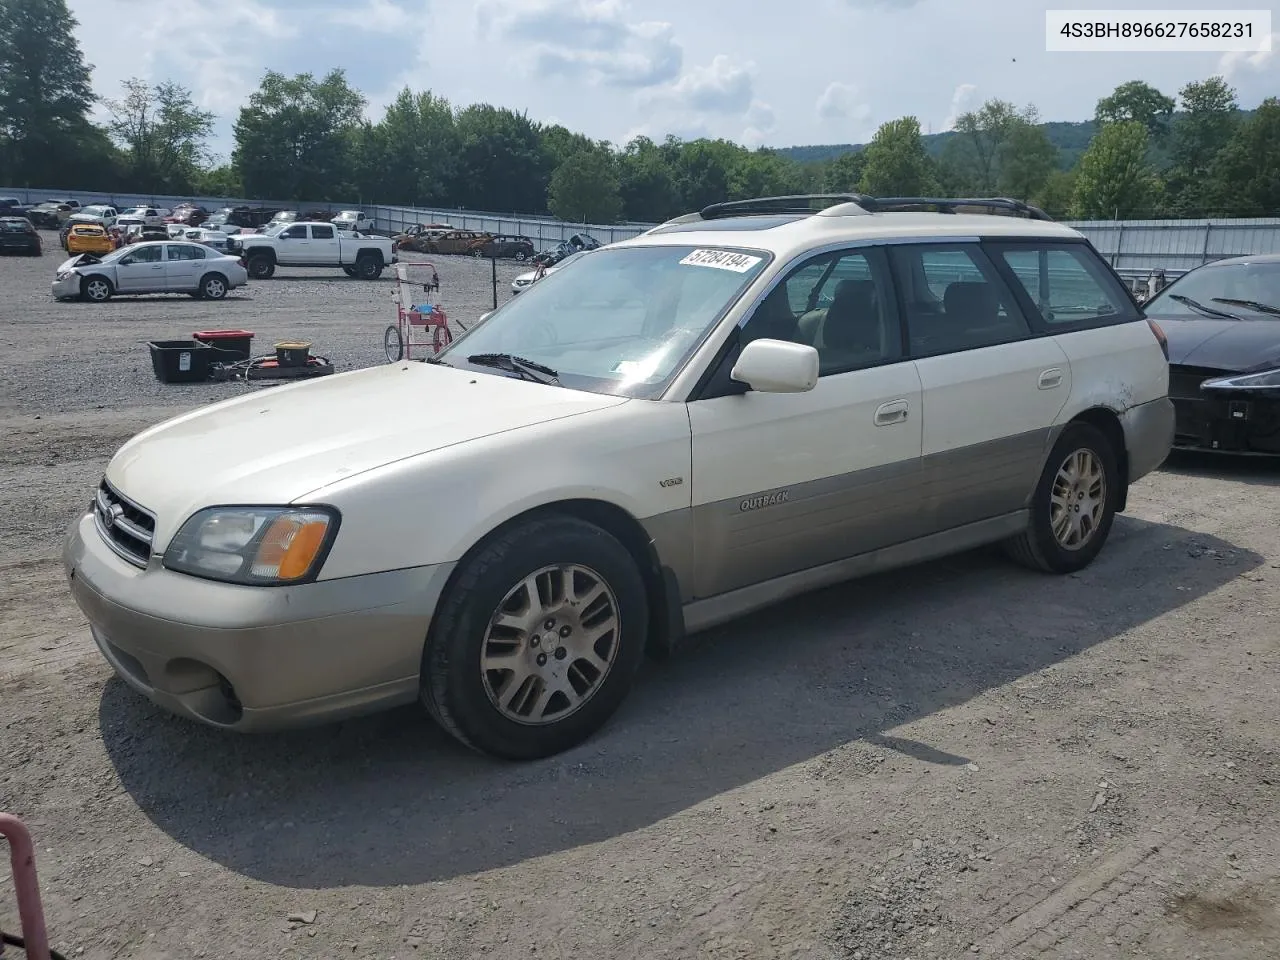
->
[104,362,630,544]
[1149,314,1280,370]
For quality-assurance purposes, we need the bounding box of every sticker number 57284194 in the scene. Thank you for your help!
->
[679,249,763,272]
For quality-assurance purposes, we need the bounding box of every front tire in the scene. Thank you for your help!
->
[81,275,113,302]
[421,516,649,760]
[1004,422,1119,574]
[247,254,274,279]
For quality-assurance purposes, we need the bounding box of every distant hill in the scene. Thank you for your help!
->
[777,109,1258,172]
[775,119,1097,170]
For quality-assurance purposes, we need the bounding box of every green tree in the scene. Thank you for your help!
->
[1167,76,1239,214]
[451,104,549,213]
[997,123,1057,201]
[728,148,804,199]
[547,147,622,223]
[105,78,214,193]
[1070,121,1161,219]
[617,136,682,222]
[668,138,743,211]
[949,99,1038,194]
[232,69,366,200]
[1205,97,1280,217]
[194,164,243,197]
[355,88,457,205]
[0,0,96,185]
[859,117,939,196]
[821,150,866,193]
[1035,169,1077,219]
[1094,80,1175,140]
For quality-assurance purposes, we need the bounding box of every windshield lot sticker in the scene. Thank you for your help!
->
[679,249,763,272]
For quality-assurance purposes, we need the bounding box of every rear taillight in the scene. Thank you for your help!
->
[1146,317,1169,361]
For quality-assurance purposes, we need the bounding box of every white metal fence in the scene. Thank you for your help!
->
[5,183,1278,269]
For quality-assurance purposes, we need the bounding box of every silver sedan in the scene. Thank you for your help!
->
[51,241,249,302]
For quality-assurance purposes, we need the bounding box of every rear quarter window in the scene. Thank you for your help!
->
[985,239,1140,332]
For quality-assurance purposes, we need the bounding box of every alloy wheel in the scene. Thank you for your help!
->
[1050,448,1106,550]
[480,563,621,725]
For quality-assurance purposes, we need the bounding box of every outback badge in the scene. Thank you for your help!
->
[739,490,789,512]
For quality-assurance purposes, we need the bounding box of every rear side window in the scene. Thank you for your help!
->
[311,224,335,239]
[888,243,1031,357]
[991,242,1135,328]
[167,244,206,260]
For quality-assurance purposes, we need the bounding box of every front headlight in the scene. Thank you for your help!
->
[1202,369,1280,391]
[162,506,340,585]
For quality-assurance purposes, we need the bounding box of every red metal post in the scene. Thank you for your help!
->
[0,813,52,960]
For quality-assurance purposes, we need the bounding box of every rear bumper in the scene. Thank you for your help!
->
[1121,396,1175,481]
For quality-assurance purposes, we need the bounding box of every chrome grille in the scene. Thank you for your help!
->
[93,479,156,567]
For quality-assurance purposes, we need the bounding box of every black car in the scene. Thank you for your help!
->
[0,217,42,255]
[1143,254,1280,456]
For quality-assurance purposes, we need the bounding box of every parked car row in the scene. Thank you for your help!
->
[391,222,568,261]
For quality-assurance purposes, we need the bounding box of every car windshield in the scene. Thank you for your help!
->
[1146,261,1280,319]
[437,244,770,399]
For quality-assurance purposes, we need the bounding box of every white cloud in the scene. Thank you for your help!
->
[641,54,755,115]
[841,0,927,7]
[941,82,978,131]
[476,0,681,87]
[326,0,421,33]
[816,81,871,123]
[1218,35,1278,80]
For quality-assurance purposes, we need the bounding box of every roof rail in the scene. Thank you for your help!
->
[698,194,873,220]
[860,196,1055,221]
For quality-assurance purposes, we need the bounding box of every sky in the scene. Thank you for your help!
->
[66,0,1279,163]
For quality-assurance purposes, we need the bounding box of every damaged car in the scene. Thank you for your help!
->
[1143,253,1280,456]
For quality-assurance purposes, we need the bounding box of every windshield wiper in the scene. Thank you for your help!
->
[1211,297,1280,317]
[465,353,560,385]
[1169,294,1243,321]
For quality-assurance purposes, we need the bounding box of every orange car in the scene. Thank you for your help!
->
[66,223,115,255]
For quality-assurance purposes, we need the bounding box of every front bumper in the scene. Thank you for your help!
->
[63,511,456,731]
[51,275,80,299]
[1170,368,1280,455]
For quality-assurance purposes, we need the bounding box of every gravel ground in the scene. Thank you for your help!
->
[2,231,1280,960]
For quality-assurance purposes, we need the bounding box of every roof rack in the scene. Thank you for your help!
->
[698,194,874,220]
[686,193,1055,224]
[858,196,1054,221]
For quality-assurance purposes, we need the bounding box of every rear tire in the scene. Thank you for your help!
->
[1004,422,1119,574]
[356,255,382,279]
[200,272,228,300]
[342,266,357,278]
[421,515,648,760]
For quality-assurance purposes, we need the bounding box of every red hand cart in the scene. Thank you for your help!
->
[384,261,452,362]
[1,813,56,960]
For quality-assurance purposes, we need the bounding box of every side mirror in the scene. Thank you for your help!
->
[730,339,819,393]
[119,256,134,265]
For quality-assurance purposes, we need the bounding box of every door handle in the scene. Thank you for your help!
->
[874,399,909,426]
[1038,368,1063,389]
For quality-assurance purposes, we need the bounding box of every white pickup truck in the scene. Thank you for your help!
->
[236,221,397,279]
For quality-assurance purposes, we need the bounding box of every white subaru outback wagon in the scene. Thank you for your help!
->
[63,194,1174,760]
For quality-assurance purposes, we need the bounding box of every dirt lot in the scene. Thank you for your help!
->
[2,235,1279,960]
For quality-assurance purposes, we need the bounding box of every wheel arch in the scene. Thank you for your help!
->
[430,498,683,663]
[1066,406,1129,512]
[244,245,276,264]
[355,247,385,265]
